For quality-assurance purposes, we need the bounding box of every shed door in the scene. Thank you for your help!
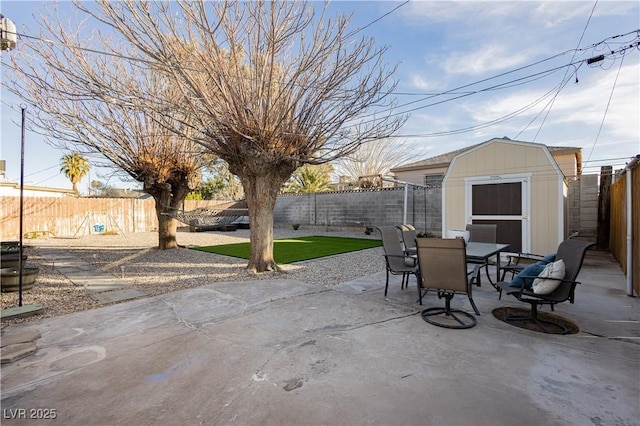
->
[465,175,530,253]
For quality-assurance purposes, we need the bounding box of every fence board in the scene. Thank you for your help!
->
[0,197,159,240]
[634,165,640,296]
[610,161,640,296]
[0,197,250,241]
[610,174,626,268]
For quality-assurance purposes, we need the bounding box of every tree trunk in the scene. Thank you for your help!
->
[152,185,179,250]
[242,173,283,273]
[156,205,179,250]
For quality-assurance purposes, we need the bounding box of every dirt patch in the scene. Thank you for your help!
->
[492,307,579,335]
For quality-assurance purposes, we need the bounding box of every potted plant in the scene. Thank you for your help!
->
[0,241,27,268]
[1,266,39,292]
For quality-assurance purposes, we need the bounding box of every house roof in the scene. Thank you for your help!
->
[0,179,77,196]
[391,137,582,174]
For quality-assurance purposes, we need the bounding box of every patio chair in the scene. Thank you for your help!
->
[499,231,581,281]
[415,238,481,329]
[496,238,595,334]
[377,226,417,298]
[397,224,417,256]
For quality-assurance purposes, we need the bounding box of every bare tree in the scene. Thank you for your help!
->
[70,0,405,272]
[333,138,426,188]
[2,5,210,249]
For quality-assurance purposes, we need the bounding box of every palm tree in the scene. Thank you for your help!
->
[285,164,333,193]
[60,153,90,193]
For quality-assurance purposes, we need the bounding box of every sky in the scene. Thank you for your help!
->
[1,0,639,193]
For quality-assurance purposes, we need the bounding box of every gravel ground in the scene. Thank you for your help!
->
[1,227,385,325]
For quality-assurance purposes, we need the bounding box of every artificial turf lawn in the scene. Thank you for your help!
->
[192,235,382,264]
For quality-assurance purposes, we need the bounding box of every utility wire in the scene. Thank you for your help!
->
[584,53,626,166]
[7,24,638,100]
[388,70,581,138]
[347,0,409,37]
[528,0,598,141]
[348,35,639,127]
[3,15,638,141]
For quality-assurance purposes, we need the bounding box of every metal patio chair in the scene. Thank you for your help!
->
[397,224,417,256]
[415,238,481,329]
[377,226,417,298]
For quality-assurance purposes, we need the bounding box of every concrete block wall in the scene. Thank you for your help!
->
[275,176,594,240]
[274,187,442,234]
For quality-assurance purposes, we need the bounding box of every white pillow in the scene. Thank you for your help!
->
[532,259,566,295]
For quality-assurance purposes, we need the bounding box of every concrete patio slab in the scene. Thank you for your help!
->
[0,250,638,425]
[0,342,38,364]
[0,329,41,347]
[89,288,149,304]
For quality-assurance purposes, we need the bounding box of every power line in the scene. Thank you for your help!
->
[8,19,637,102]
[518,0,598,141]
[348,1,409,37]
[584,53,626,166]
[3,11,638,141]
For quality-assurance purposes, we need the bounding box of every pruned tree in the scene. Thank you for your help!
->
[60,152,90,193]
[206,160,244,200]
[67,0,405,271]
[2,4,211,249]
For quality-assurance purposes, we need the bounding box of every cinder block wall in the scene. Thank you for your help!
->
[275,176,596,240]
[274,187,442,235]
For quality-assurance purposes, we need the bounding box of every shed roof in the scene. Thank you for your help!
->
[392,137,582,174]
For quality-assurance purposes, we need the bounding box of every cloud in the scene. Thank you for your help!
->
[464,61,639,153]
[441,43,535,75]
[402,1,637,28]
[533,1,638,28]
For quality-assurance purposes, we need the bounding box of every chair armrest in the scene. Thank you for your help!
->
[383,254,417,267]
[507,252,545,265]
[467,264,482,277]
[466,264,482,287]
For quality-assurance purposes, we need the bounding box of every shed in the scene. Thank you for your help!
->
[444,138,580,254]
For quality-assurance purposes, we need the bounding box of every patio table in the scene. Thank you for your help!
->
[465,242,510,290]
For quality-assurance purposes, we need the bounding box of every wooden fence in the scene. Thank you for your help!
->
[609,159,640,296]
[0,197,233,241]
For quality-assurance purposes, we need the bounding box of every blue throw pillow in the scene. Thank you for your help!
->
[509,262,547,288]
[536,253,556,266]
